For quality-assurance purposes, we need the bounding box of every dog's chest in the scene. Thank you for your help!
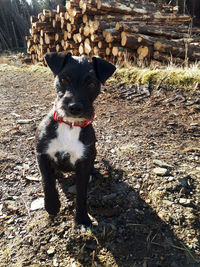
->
[47,124,85,165]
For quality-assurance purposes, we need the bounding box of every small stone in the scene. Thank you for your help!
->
[153,159,173,169]
[17,119,33,124]
[153,167,168,176]
[30,197,44,211]
[163,200,173,206]
[53,258,59,267]
[102,193,117,201]
[68,185,76,194]
[5,200,18,211]
[0,204,3,215]
[178,177,190,187]
[103,208,116,218]
[179,198,192,205]
[26,175,40,181]
[49,235,58,242]
[8,234,15,239]
[85,239,97,250]
[47,246,55,255]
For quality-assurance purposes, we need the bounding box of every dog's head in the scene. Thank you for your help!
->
[45,52,116,121]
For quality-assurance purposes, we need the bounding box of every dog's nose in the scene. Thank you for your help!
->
[68,103,83,115]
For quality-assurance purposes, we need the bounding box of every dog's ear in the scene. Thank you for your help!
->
[92,57,116,84]
[45,52,72,75]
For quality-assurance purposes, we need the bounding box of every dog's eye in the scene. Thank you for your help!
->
[88,83,95,88]
[61,78,70,85]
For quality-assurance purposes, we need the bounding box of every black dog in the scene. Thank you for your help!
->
[36,52,116,226]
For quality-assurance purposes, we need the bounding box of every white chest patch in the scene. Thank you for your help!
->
[46,123,85,165]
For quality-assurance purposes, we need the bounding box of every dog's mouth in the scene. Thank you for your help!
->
[55,100,93,121]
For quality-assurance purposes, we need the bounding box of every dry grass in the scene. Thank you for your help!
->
[1,57,200,89]
[111,63,200,89]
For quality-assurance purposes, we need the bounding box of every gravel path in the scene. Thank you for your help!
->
[0,61,199,266]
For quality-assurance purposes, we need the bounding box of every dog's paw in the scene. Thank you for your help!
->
[75,214,92,227]
[45,197,61,216]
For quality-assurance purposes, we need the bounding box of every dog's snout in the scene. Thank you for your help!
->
[68,102,83,116]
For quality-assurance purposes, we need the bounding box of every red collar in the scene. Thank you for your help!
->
[53,100,94,128]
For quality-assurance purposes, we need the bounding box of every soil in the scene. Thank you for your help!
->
[0,55,200,267]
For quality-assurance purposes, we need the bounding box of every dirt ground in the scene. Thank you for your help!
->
[0,56,200,267]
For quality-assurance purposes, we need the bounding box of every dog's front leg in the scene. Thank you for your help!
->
[75,160,91,226]
[37,154,61,215]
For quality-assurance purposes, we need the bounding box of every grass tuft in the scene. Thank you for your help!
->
[111,63,200,89]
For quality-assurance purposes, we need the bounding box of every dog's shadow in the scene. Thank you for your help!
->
[56,160,199,267]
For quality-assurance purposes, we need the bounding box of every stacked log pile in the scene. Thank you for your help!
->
[26,0,200,65]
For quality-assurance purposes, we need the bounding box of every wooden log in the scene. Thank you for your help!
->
[67,32,72,39]
[33,34,40,43]
[121,32,155,48]
[153,51,184,64]
[93,46,99,56]
[154,39,200,60]
[66,22,76,32]
[98,40,107,49]
[79,43,84,55]
[29,28,38,35]
[60,17,65,29]
[40,28,57,37]
[33,21,52,30]
[57,4,66,13]
[55,14,61,22]
[82,14,88,23]
[93,21,117,32]
[44,33,55,45]
[64,30,68,41]
[91,33,104,42]
[137,46,152,60]
[112,46,119,57]
[96,0,160,14]
[95,13,190,24]
[52,20,61,28]
[64,11,69,20]
[25,35,33,41]
[84,38,92,55]
[55,33,63,42]
[73,33,82,43]
[37,12,43,20]
[68,7,81,17]
[30,16,39,23]
[66,1,79,9]
[40,13,50,22]
[93,46,105,57]
[56,44,63,52]
[103,28,121,43]
[40,36,44,45]
[47,47,56,53]
[105,47,111,56]
[27,39,34,48]
[83,24,91,37]
[116,23,190,39]
[43,9,56,17]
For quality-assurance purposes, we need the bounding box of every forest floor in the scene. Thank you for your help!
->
[0,54,200,267]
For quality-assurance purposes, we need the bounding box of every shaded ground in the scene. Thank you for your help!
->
[0,57,200,267]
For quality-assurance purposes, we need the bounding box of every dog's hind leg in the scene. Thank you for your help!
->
[37,154,61,215]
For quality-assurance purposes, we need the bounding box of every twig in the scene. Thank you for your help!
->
[21,197,31,217]
[180,241,200,263]
[151,241,185,251]
[126,223,146,227]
